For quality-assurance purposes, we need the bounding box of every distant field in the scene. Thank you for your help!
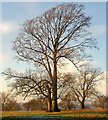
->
[1,109,108,120]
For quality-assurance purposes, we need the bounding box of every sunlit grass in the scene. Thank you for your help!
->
[1,109,108,118]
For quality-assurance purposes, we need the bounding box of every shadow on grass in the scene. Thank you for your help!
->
[1,116,108,120]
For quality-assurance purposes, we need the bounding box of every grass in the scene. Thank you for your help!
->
[1,109,108,120]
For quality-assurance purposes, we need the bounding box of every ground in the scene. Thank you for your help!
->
[1,109,108,120]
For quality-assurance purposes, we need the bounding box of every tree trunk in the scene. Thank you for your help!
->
[47,98,52,112]
[52,95,60,112]
[80,102,84,109]
[67,100,71,110]
[47,87,52,112]
[52,60,60,112]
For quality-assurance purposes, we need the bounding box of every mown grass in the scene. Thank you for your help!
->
[1,109,108,120]
[1,116,108,120]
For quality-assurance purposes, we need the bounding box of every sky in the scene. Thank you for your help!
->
[0,1,107,101]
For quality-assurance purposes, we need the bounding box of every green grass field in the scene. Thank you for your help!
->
[1,109,108,120]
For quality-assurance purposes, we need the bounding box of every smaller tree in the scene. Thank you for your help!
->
[59,93,77,110]
[106,96,108,108]
[64,64,104,109]
[23,97,47,111]
[2,69,52,111]
[23,100,32,111]
[1,92,20,111]
[93,94,106,108]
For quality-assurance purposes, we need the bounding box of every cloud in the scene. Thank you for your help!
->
[0,21,19,34]
[58,58,78,74]
[95,71,106,95]
[89,25,106,37]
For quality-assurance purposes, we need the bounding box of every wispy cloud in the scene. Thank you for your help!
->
[96,71,106,95]
[58,58,78,74]
[89,25,106,37]
[0,21,19,34]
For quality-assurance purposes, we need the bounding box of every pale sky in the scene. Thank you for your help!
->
[0,1,106,100]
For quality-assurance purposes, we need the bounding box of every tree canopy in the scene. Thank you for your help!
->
[3,3,98,112]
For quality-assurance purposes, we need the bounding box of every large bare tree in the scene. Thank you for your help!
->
[6,3,97,111]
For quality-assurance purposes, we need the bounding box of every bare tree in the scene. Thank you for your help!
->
[4,3,97,111]
[23,97,47,111]
[63,64,104,109]
[2,92,12,111]
[2,69,52,112]
[2,52,91,112]
[59,93,77,110]
[93,94,106,109]
[1,92,20,111]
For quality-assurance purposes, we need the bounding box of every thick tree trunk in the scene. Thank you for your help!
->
[47,87,52,112]
[52,93,60,112]
[51,60,60,112]
[47,98,52,112]
[80,102,85,109]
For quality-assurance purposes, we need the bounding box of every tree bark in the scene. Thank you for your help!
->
[47,87,52,112]
[67,100,71,110]
[52,60,60,112]
[80,102,85,109]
